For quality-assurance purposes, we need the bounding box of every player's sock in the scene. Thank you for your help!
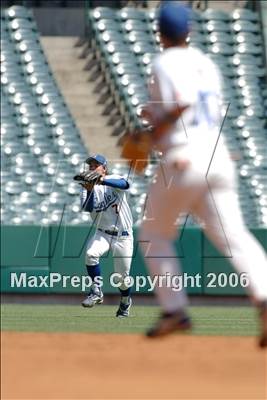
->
[86,264,102,292]
[119,287,131,304]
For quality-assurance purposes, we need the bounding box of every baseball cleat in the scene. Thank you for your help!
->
[146,309,192,338]
[116,297,132,318]
[258,301,267,349]
[82,286,103,308]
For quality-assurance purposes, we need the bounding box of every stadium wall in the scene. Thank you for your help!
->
[32,8,86,36]
[1,226,266,295]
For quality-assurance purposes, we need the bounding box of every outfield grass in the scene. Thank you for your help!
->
[1,304,260,336]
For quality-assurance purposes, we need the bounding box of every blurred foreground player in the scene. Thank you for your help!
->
[138,3,267,347]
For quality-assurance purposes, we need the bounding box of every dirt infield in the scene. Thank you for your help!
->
[1,332,266,400]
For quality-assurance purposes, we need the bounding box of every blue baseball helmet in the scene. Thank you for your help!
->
[158,2,191,41]
[86,154,107,167]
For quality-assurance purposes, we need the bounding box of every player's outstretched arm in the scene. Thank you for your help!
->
[101,177,129,190]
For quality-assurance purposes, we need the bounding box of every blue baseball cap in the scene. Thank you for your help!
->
[86,154,107,167]
[158,2,191,41]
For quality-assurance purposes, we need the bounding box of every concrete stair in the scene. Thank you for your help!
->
[40,36,123,162]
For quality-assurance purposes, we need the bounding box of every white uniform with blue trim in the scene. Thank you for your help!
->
[81,174,133,287]
[81,174,133,234]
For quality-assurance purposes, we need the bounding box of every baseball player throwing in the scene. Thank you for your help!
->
[137,3,267,347]
[75,154,133,317]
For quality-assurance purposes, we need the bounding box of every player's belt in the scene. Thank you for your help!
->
[98,229,129,237]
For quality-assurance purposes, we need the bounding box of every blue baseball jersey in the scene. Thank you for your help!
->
[81,174,133,233]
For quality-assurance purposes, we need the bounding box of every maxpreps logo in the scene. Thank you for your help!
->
[10,273,96,292]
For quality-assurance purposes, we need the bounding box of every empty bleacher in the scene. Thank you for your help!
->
[1,4,267,227]
[1,5,90,225]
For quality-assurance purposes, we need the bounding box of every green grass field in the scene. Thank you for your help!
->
[1,304,260,336]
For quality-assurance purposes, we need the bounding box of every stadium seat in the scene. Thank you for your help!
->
[1,5,87,226]
[232,8,260,22]
[4,5,34,20]
[205,21,230,33]
[202,9,230,22]
[118,8,146,21]
[90,7,117,22]
[232,21,260,33]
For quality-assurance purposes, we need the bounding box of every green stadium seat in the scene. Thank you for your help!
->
[55,172,76,186]
[232,21,260,33]
[204,20,230,32]
[8,18,37,32]
[230,54,263,66]
[234,75,261,88]
[24,171,49,186]
[33,82,59,95]
[12,193,43,212]
[202,9,230,21]
[4,181,26,195]
[4,5,33,20]
[38,152,60,166]
[11,29,39,42]
[21,50,47,63]
[235,43,263,55]
[90,7,117,22]
[140,53,157,67]
[234,116,265,129]
[97,30,124,46]
[65,182,80,196]
[234,32,262,45]
[15,39,41,53]
[98,42,131,60]
[118,8,146,21]
[125,31,155,45]
[122,20,150,33]
[1,210,16,224]
[131,42,157,55]
[94,19,120,33]
[236,65,265,77]
[208,43,234,55]
[232,9,260,22]
[3,142,27,157]
[35,181,53,195]
[23,63,50,76]
[47,191,74,206]
[207,31,234,44]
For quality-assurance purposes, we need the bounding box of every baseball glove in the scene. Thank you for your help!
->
[121,104,188,174]
[121,130,152,174]
[73,170,102,185]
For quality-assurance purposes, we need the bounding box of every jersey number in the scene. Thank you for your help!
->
[112,204,119,214]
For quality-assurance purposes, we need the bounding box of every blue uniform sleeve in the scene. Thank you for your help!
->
[82,190,94,212]
[102,178,129,190]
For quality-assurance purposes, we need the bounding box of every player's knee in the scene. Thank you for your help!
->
[85,250,99,265]
[139,226,164,245]
[139,221,176,244]
[139,227,172,258]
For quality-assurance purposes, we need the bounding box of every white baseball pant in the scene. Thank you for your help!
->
[86,230,133,290]
[139,144,267,312]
